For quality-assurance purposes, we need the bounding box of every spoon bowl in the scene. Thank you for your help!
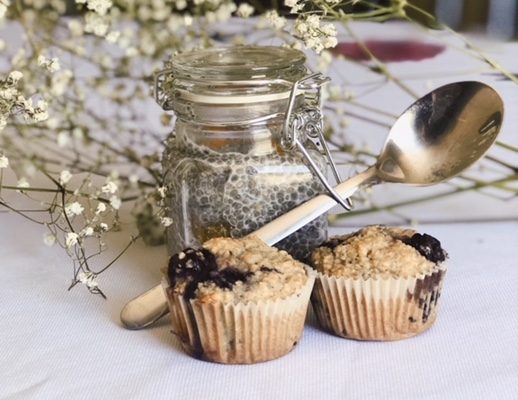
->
[376,81,504,184]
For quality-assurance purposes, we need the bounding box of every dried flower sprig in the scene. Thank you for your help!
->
[0,0,516,297]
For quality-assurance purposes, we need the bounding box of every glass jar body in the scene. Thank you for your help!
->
[159,46,329,260]
[163,119,328,260]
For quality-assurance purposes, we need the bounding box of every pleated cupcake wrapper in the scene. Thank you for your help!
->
[311,266,447,341]
[162,266,316,364]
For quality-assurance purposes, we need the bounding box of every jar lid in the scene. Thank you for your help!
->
[170,46,306,81]
[156,46,308,108]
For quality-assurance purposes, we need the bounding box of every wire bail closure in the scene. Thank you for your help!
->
[282,73,352,211]
[155,67,352,211]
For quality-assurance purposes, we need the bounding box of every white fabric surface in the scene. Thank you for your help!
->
[1,215,518,400]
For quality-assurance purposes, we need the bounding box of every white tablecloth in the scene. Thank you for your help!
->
[2,214,517,400]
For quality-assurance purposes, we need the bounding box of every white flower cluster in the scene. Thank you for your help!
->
[78,271,99,289]
[0,1,9,19]
[294,15,338,53]
[21,98,49,123]
[76,0,112,16]
[50,70,73,97]
[37,55,60,73]
[1,70,49,130]
[205,2,237,23]
[65,202,85,217]
[284,0,303,14]
[0,154,8,169]
[263,10,287,30]
[84,12,110,36]
[0,71,22,130]
[65,232,79,248]
[59,170,72,185]
[101,178,122,210]
[161,217,173,227]
[236,3,254,18]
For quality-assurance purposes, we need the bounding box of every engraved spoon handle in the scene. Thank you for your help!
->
[120,167,376,330]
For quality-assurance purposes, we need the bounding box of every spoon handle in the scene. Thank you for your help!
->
[120,167,377,330]
[255,167,376,246]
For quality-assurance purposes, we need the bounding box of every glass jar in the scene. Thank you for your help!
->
[158,46,328,260]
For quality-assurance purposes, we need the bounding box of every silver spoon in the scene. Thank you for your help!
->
[120,81,504,330]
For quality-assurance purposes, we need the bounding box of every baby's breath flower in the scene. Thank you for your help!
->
[184,14,193,26]
[57,131,70,147]
[45,117,59,129]
[50,69,73,96]
[65,232,79,248]
[43,232,56,247]
[80,226,94,237]
[306,14,320,29]
[318,50,333,72]
[72,127,84,140]
[327,84,343,101]
[0,154,8,168]
[65,202,84,216]
[84,0,112,16]
[37,55,60,73]
[264,10,287,30]
[236,3,254,18]
[59,170,72,185]
[294,16,338,53]
[157,186,166,198]
[125,47,138,57]
[78,271,98,288]
[68,19,84,36]
[96,202,106,214]
[17,177,30,188]
[105,31,120,44]
[32,100,49,122]
[175,0,187,10]
[8,70,23,84]
[101,181,118,194]
[84,12,109,37]
[161,217,173,227]
[109,195,121,210]
[0,2,9,19]
[284,0,304,14]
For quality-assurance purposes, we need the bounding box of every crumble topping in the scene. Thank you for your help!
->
[311,225,447,279]
[167,236,308,303]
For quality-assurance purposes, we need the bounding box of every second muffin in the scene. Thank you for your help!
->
[310,225,447,341]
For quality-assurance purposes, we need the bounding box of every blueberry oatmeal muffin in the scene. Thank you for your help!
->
[310,225,447,341]
[162,236,315,364]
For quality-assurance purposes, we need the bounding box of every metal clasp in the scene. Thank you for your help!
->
[282,73,352,211]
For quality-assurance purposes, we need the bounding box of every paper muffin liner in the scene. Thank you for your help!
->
[311,265,447,341]
[162,266,316,364]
